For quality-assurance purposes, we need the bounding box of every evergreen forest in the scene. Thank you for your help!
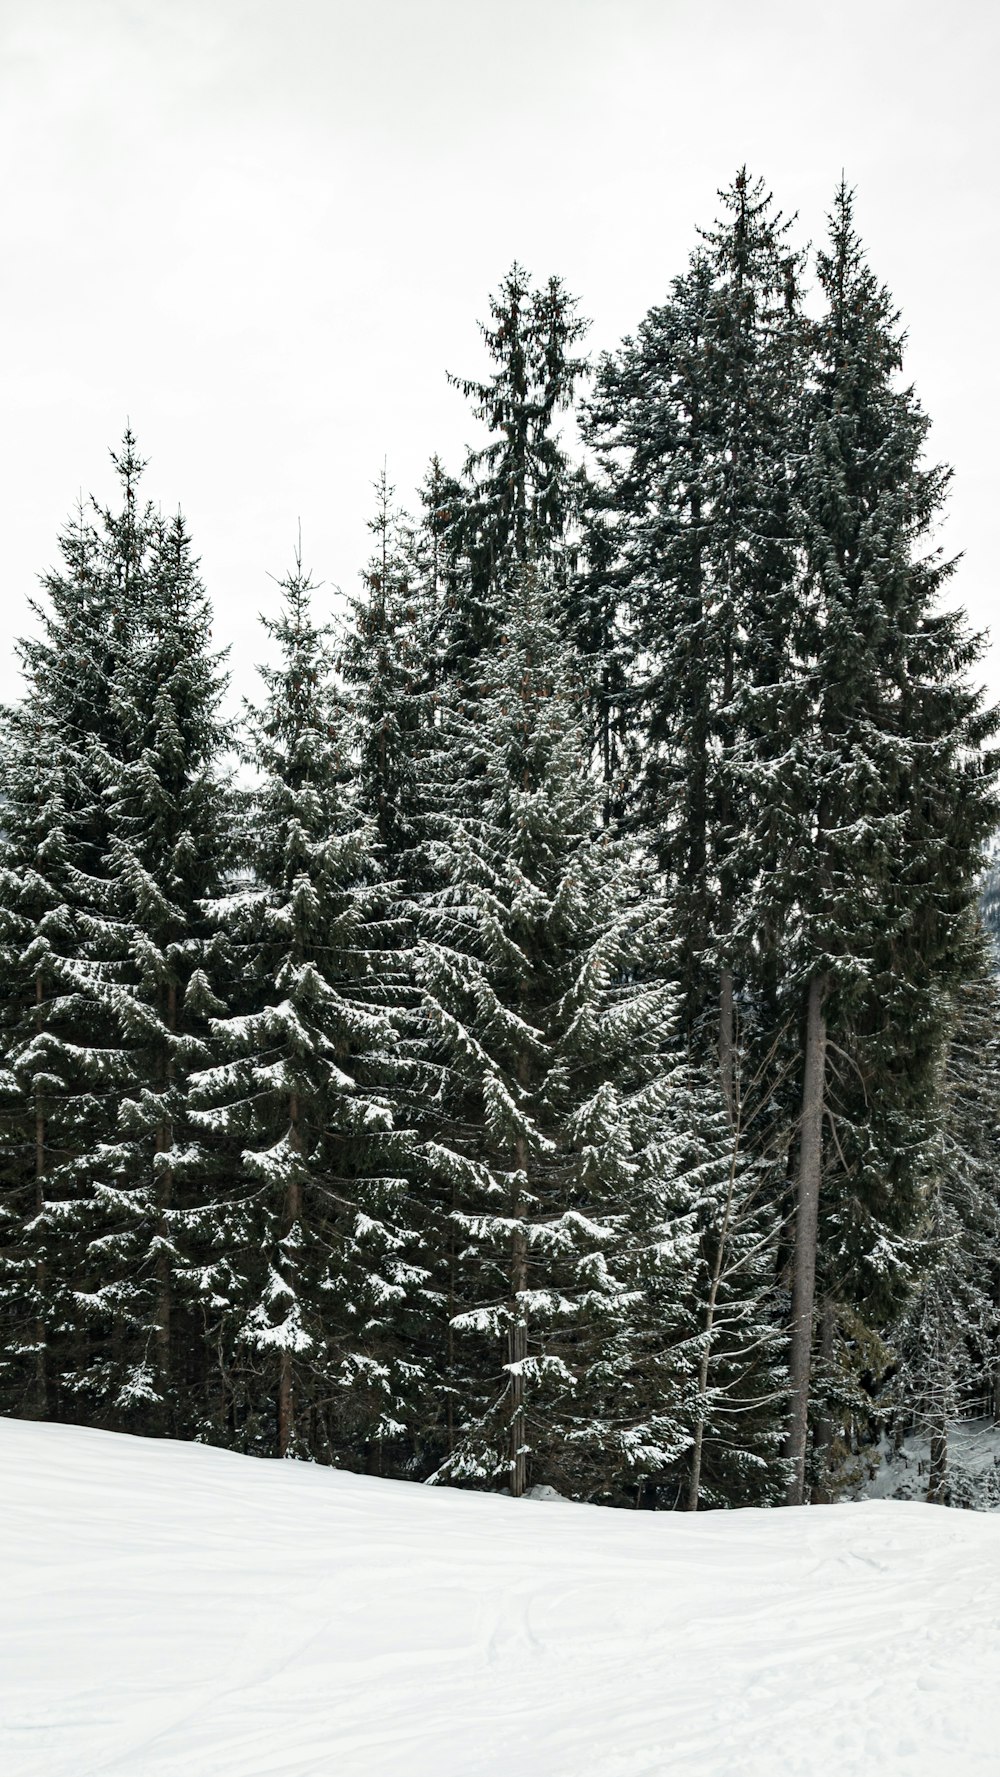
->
[2,171,998,1512]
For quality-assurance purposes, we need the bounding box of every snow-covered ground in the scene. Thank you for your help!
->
[3,1419,999,1777]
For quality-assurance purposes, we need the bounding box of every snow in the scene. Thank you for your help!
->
[3,1419,999,1777]
[865,1417,1000,1510]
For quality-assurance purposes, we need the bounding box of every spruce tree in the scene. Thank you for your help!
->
[191,553,414,1461]
[89,510,233,1430]
[0,439,157,1424]
[443,265,588,667]
[775,184,999,1502]
[415,572,781,1501]
[584,171,803,1078]
[341,472,468,1472]
[341,472,443,889]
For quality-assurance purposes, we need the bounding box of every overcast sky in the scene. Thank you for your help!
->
[2,0,997,707]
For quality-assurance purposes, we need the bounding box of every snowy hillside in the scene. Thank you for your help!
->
[3,1421,1000,1777]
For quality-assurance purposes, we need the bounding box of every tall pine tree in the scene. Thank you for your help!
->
[585,170,804,1085]
[443,265,588,670]
[774,184,998,1501]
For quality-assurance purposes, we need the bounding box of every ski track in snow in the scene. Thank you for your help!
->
[2,1419,998,1776]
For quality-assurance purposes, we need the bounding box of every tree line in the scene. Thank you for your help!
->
[2,170,998,1510]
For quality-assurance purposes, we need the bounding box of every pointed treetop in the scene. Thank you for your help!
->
[109,423,149,505]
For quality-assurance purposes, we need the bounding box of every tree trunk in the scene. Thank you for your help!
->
[687,1123,742,1512]
[446,1179,457,1458]
[277,1352,293,1460]
[33,974,48,1418]
[811,1296,837,1503]
[927,1419,948,1504]
[785,973,828,1506]
[154,1125,173,1403]
[509,1134,529,1499]
[600,659,612,826]
[719,966,735,1125]
[277,1092,303,1459]
[155,983,177,1420]
[687,1394,708,1514]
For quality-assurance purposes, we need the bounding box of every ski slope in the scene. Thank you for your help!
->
[2,1418,998,1777]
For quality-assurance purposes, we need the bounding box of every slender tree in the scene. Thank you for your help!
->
[341,471,443,888]
[443,265,588,668]
[585,171,803,1077]
[776,185,998,1501]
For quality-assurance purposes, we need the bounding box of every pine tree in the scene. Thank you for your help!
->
[774,184,999,1502]
[341,472,443,888]
[584,171,804,1079]
[443,265,588,666]
[0,438,157,1424]
[87,510,233,1431]
[191,552,415,1461]
[415,572,781,1501]
[340,478,460,1473]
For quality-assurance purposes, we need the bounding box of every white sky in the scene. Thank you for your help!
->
[2,0,997,707]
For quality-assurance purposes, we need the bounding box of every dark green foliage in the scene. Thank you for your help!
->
[0,702,79,1420]
[586,172,804,1040]
[0,443,235,1433]
[784,186,999,1329]
[442,264,588,666]
[90,510,233,1430]
[0,441,157,1424]
[191,554,418,1461]
[341,471,444,887]
[412,573,783,1501]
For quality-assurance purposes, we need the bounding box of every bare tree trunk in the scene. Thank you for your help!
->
[509,1134,528,1499]
[785,973,828,1506]
[719,966,735,1125]
[277,1353,293,1459]
[811,1296,837,1503]
[687,1117,742,1513]
[33,974,48,1418]
[154,1126,173,1394]
[687,1381,709,1514]
[446,1178,456,1459]
[927,1419,948,1504]
[277,1092,303,1459]
[155,984,177,1420]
